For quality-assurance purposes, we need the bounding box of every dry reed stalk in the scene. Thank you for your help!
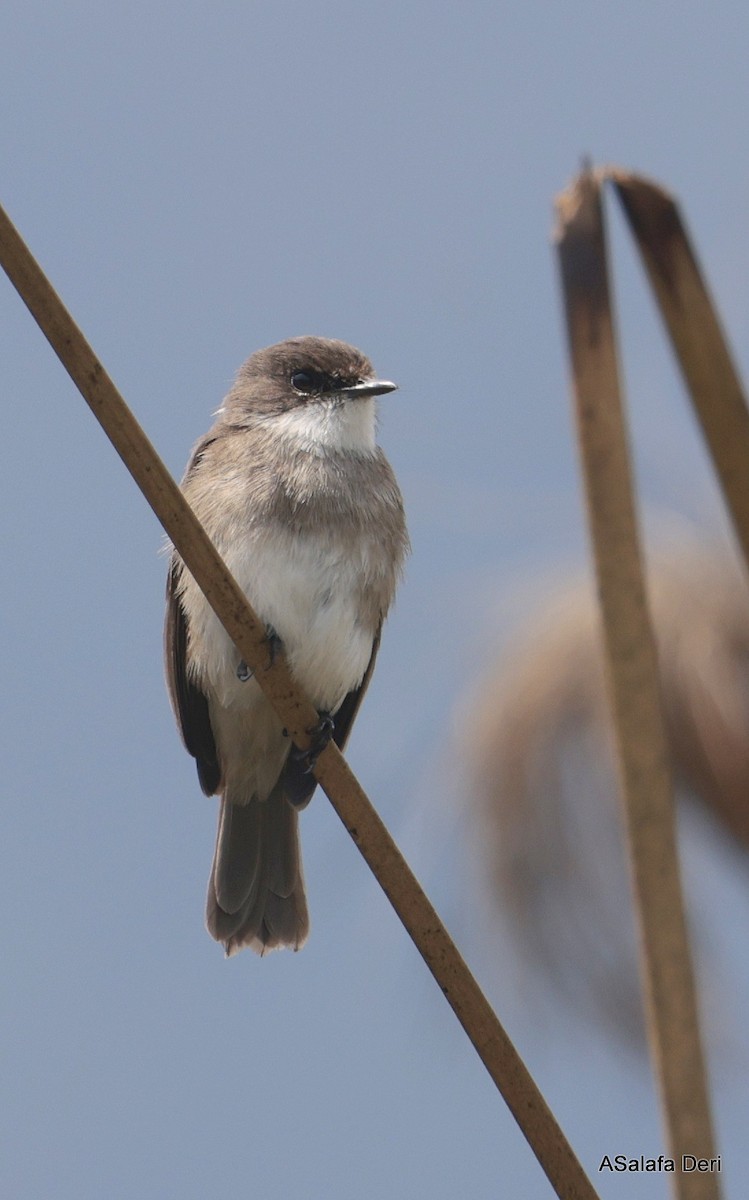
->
[468,541,749,1042]
[609,169,749,574]
[555,167,720,1200]
[0,202,600,1200]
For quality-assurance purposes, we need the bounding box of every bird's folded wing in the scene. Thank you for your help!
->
[164,557,221,796]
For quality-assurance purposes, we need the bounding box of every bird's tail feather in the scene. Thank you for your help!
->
[206,785,309,956]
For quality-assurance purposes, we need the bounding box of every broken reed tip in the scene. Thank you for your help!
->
[603,166,677,207]
[553,165,601,243]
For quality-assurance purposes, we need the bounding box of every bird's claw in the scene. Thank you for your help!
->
[290,711,335,773]
[265,625,283,670]
[236,625,283,681]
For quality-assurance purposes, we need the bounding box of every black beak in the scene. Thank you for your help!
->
[337,379,398,399]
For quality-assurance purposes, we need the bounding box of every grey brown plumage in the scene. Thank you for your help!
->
[165,337,408,955]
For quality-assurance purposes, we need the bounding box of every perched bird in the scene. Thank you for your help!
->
[165,337,409,956]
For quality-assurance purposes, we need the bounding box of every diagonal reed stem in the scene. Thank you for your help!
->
[0,201,600,1200]
[555,166,720,1200]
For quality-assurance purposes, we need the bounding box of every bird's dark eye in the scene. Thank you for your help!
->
[291,370,320,394]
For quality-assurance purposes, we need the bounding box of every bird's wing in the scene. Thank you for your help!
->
[281,625,382,809]
[164,555,222,797]
[331,624,382,753]
[164,434,223,796]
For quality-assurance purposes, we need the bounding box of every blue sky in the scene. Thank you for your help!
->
[2,3,749,1197]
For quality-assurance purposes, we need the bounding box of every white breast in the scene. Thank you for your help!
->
[185,527,377,713]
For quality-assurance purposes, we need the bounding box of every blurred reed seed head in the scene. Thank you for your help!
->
[464,542,749,1041]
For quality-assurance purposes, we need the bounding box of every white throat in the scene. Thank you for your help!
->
[270,397,377,456]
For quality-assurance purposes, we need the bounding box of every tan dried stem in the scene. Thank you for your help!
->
[607,169,749,574]
[469,542,749,1042]
[554,167,720,1200]
[0,202,599,1200]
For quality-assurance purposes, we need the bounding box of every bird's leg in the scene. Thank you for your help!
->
[264,624,283,669]
[288,711,336,773]
[236,624,283,681]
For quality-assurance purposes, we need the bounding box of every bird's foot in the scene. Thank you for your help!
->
[236,625,283,681]
[265,624,283,670]
[289,711,335,773]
